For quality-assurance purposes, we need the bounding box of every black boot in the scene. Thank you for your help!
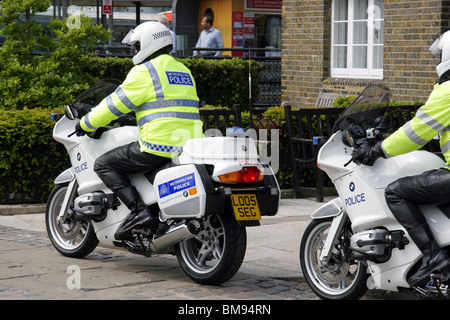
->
[114,187,158,240]
[407,225,450,287]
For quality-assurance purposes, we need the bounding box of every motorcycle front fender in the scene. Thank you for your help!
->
[311,197,343,219]
[311,198,347,265]
[54,168,75,184]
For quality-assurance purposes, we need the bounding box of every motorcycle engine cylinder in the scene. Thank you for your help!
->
[73,192,108,221]
[350,229,389,260]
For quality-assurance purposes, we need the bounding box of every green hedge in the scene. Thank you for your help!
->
[86,56,261,109]
[181,58,261,108]
[0,108,70,203]
[0,56,261,111]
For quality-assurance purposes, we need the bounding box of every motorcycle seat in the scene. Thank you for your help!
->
[145,160,177,184]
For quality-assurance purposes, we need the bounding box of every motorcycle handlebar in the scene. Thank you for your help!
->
[67,128,105,139]
[344,157,354,167]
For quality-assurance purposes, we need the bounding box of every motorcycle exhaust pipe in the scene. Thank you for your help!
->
[150,220,201,253]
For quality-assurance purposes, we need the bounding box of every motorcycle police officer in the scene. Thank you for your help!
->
[75,22,203,240]
[353,31,450,287]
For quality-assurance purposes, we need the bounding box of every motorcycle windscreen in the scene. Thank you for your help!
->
[333,85,391,133]
[70,79,122,118]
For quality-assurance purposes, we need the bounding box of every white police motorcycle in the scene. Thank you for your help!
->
[300,86,450,299]
[47,79,280,285]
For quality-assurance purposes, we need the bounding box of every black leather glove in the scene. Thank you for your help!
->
[352,141,385,166]
[75,122,87,136]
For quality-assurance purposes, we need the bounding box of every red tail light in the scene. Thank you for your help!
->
[218,167,264,183]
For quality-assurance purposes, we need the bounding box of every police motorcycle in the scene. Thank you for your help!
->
[299,86,450,299]
[47,79,280,285]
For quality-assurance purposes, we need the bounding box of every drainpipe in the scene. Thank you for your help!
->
[134,2,141,26]
[62,0,70,18]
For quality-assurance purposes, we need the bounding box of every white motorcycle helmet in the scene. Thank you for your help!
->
[122,21,173,65]
[430,30,450,77]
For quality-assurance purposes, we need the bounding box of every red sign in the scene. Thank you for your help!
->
[246,0,282,10]
[243,13,254,40]
[232,11,244,57]
[103,0,112,14]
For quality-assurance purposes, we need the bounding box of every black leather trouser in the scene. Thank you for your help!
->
[94,141,170,193]
[385,168,450,250]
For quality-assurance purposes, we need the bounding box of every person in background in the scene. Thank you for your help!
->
[193,15,224,57]
[158,15,176,55]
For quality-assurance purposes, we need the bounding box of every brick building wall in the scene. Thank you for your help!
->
[383,1,442,101]
[281,0,447,107]
[281,0,331,107]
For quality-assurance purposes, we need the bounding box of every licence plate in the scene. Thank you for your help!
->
[230,194,261,221]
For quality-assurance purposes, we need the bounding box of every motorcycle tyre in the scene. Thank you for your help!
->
[46,184,99,258]
[176,212,247,285]
[300,218,369,300]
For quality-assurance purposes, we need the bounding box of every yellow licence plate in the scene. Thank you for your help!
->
[230,194,261,221]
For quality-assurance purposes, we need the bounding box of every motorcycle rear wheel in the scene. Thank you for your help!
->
[176,212,246,285]
[46,184,99,258]
[300,218,368,300]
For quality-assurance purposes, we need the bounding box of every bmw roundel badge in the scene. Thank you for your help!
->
[349,182,355,192]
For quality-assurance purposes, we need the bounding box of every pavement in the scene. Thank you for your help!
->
[0,197,416,301]
[0,198,319,279]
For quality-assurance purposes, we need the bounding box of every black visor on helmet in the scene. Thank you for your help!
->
[134,42,141,53]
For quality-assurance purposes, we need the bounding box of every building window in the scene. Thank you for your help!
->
[331,0,384,79]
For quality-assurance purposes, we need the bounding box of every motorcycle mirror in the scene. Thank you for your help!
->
[374,115,392,131]
[64,105,77,120]
[343,129,355,147]
[342,124,365,147]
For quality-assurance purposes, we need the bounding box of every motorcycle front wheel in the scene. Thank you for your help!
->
[300,218,368,300]
[46,184,99,258]
[176,212,247,285]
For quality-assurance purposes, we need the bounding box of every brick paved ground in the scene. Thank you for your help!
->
[0,224,320,301]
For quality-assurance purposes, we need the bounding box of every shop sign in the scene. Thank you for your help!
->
[245,0,282,11]
[244,13,254,40]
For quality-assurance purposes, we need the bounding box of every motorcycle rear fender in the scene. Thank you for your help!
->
[54,168,75,184]
[311,197,343,219]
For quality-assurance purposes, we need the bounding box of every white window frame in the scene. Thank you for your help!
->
[331,0,384,79]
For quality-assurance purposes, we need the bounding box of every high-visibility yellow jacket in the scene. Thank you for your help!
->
[382,81,450,166]
[80,54,203,158]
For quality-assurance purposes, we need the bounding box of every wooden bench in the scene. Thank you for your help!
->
[199,104,242,135]
[284,103,435,202]
[283,102,345,202]
[315,91,343,108]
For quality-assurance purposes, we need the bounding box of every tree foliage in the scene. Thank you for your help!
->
[0,0,111,110]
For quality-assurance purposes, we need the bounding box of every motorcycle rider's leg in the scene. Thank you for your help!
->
[385,169,450,286]
[112,186,158,240]
[408,229,449,286]
[93,141,170,240]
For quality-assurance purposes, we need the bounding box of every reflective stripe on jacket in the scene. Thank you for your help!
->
[382,81,450,166]
[80,54,203,158]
